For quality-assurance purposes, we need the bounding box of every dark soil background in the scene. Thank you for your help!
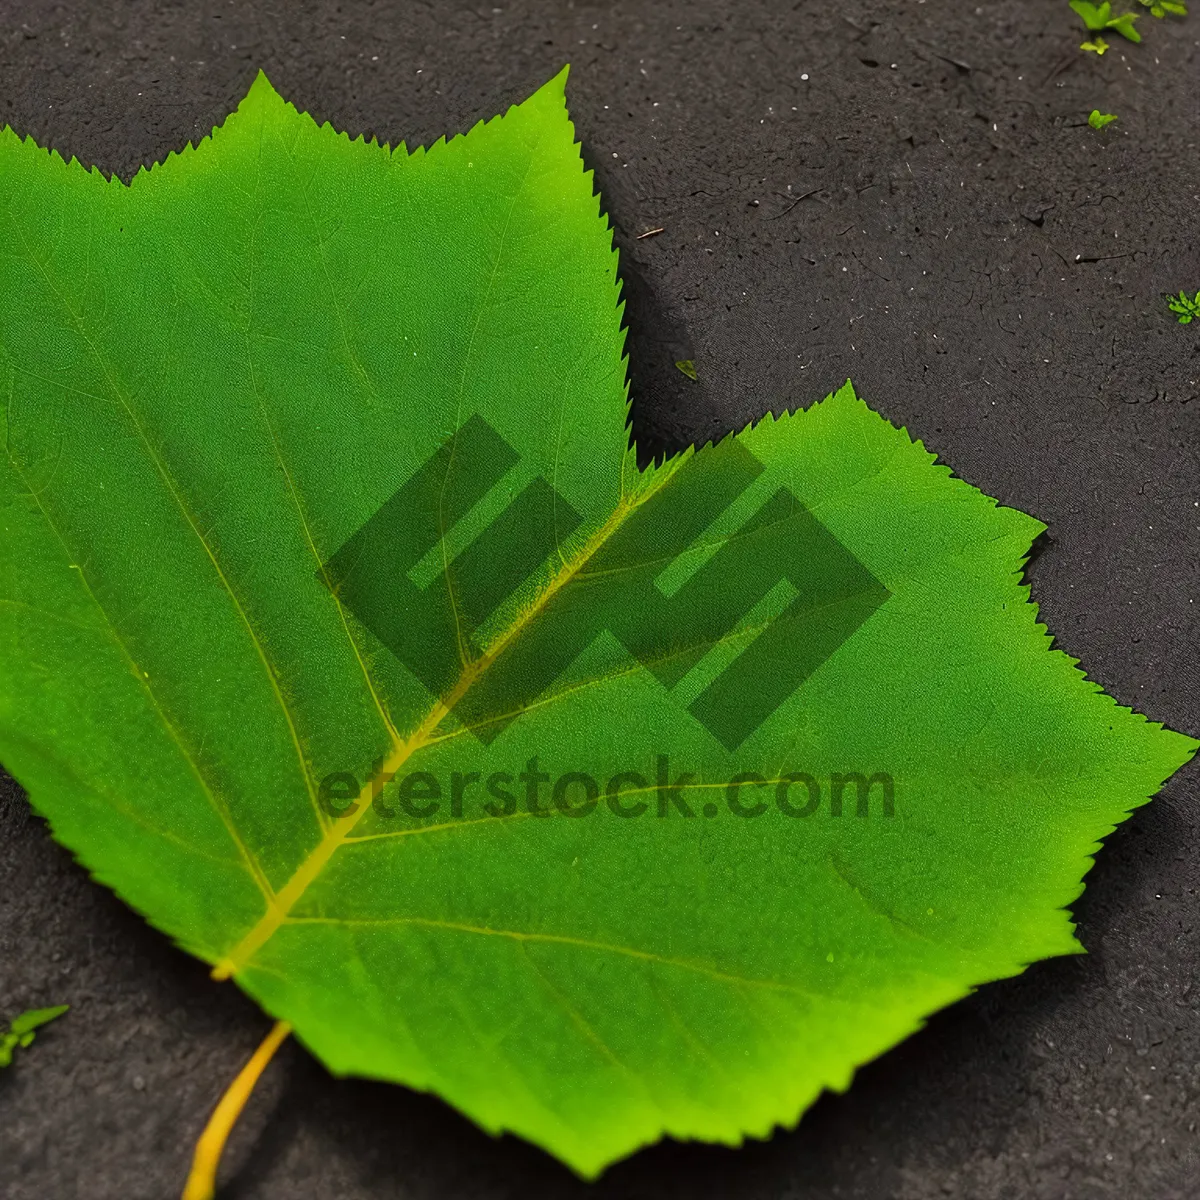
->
[1,2,1198,1197]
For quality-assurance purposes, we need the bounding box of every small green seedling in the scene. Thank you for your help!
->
[1088,109,1119,129]
[1080,35,1111,50]
[674,359,698,380]
[0,1005,69,1067]
[1070,0,1143,40]
[1137,0,1187,17]
[1167,290,1200,323]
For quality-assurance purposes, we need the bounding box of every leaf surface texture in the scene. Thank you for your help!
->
[0,71,1193,1176]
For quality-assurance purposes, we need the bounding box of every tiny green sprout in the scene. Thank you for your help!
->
[674,359,698,380]
[1081,36,1111,50]
[1137,0,1187,17]
[1069,0,1143,40]
[1088,109,1119,129]
[1106,10,1144,36]
[1167,290,1200,323]
[0,1005,69,1067]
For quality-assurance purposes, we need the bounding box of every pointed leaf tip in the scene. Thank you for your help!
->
[530,64,571,108]
[240,70,284,113]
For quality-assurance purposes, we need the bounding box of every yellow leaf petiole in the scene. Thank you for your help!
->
[181,1020,292,1200]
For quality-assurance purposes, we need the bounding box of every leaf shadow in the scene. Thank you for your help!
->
[1019,526,1053,581]
[579,140,716,470]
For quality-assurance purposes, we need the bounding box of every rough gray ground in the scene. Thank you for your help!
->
[1,1,1198,1197]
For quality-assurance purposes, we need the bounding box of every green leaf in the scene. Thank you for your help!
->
[674,358,699,380]
[1080,36,1111,51]
[1072,0,1144,37]
[8,1005,69,1037]
[0,71,1194,1178]
[1089,109,1119,129]
[1070,0,1111,30]
[1167,290,1200,323]
[0,1005,68,1065]
[1107,11,1143,38]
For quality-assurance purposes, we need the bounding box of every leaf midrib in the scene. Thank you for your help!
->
[212,466,681,980]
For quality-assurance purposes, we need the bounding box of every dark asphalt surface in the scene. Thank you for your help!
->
[1,2,1198,1197]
